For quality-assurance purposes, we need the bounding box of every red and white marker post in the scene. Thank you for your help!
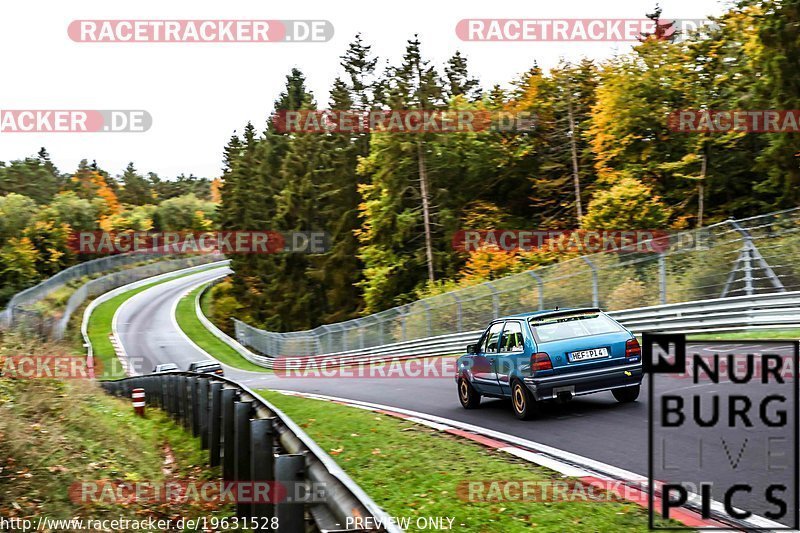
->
[132,387,146,416]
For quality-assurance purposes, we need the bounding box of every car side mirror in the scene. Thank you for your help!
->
[467,343,478,354]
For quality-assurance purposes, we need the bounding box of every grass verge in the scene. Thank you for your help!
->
[257,389,676,532]
[175,284,266,372]
[688,328,800,341]
[87,266,225,379]
[0,373,231,523]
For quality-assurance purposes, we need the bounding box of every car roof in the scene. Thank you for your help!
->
[499,307,603,321]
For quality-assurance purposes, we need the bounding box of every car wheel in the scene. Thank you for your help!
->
[458,378,481,409]
[612,385,640,403]
[511,380,539,420]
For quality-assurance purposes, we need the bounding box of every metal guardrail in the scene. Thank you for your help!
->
[1,251,163,328]
[1,252,226,339]
[202,290,800,370]
[101,372,400,533]
[234,207,800,357]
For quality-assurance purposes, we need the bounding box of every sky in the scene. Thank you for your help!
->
[0,0,731,180]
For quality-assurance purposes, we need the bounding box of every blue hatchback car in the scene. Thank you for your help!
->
[455,308,643,419]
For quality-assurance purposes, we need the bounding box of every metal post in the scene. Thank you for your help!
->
[743,247,753,296]
[209,382,223,467]
[221,388,237,480]
[198,378,209,449]
[275,454,305,533]
[526,271,545,310]
[581,257,599,307]
[234,401,253,518]
[451,293,463,332]
[189,377,199,437]
[658,253,667,305]
[420,300,433,337]
[251,418,276,521]
[179,376,190,428]
[485,282,500,319]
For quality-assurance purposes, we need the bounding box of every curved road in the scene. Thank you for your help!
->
[115,268,797,527]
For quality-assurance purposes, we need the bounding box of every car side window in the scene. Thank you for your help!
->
[482,322,504,353]
[499,321,524,352]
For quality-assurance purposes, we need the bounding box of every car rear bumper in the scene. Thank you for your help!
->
[523,362,643,401]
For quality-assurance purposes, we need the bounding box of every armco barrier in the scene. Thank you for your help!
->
[101,373,400,533]
[1,252,226,339]
[233,207,800,357]
[201,289,800,370]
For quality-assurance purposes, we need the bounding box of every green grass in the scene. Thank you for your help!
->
[175,284,267,372]
[688,328,800,341]
[0,376,231,522]
[257,390,677,532]
[87,266,225,379]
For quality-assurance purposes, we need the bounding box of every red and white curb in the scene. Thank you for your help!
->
[270,390,788,532]
[108,332,139,376]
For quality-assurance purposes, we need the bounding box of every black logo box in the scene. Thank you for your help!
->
[644,332,799,530]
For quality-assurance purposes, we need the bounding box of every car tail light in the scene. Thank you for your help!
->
[531,352,552,373]
[626,338,641,358]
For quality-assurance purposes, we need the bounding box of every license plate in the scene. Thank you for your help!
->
[568,347,609,362]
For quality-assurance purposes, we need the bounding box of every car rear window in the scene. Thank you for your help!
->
[528,312,622,342]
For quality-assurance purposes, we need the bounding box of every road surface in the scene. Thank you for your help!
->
[115,268,798,526]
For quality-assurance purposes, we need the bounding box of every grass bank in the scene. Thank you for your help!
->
[175,284,266,372]
[688,328,800,341]
[0,355,231,523]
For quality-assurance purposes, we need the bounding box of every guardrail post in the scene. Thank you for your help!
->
[189,377,200,437]
[209,382,223,466]
[221,387,238,480]
[275,454,305,533]
[234,401,253,518]
[179,376,190,428]
[198,378,209,449]
[172,375,182,421]
[251,417,276,521]
[658,253,667,305]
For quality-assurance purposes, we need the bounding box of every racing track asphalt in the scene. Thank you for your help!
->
[115,268,799,526]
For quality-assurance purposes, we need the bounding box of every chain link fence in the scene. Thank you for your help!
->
[235,208,800,357]
[1,252,225,339]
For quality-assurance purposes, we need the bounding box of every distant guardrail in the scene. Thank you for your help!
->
[233,207,800,357]
[101,372,400,533]
[2,253,225,339]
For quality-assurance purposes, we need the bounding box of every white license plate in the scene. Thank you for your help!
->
[568,347,609,362]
